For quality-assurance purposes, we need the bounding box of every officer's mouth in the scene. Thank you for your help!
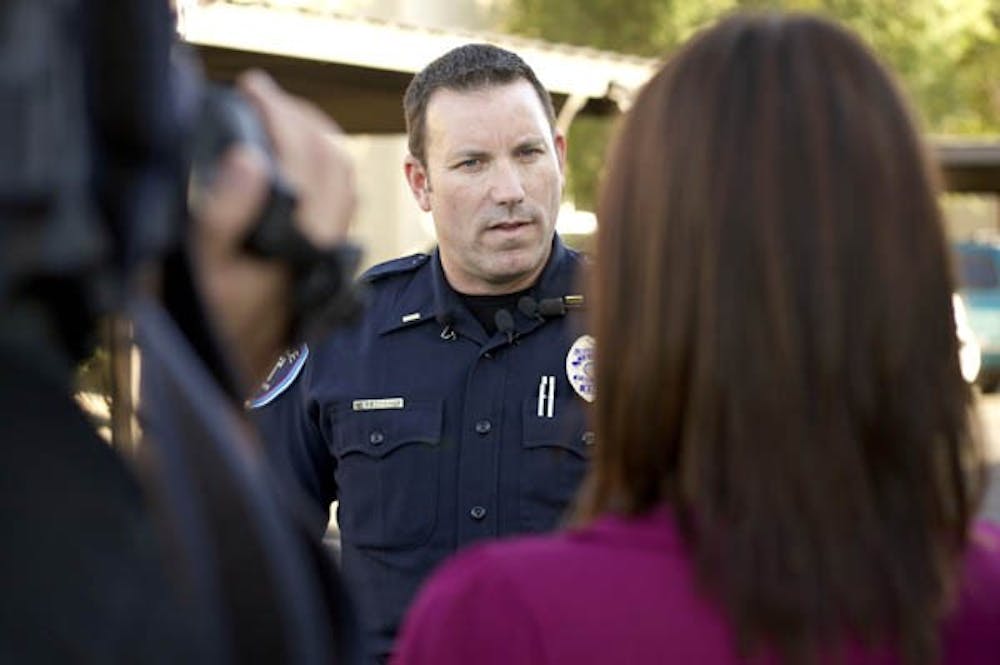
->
[487,220,533,233]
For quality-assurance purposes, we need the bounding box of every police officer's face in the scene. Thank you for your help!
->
[404,80,566,295]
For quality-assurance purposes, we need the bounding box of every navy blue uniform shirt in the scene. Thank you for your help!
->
[254,236,593,660]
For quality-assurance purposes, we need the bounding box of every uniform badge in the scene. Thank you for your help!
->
[246,344,309,409]
[565,334,595,403]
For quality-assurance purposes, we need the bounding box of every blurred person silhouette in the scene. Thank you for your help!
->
[0,1,362,662]
[392,12,1000,665]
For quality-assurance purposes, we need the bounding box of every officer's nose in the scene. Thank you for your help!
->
[489,160,526,208]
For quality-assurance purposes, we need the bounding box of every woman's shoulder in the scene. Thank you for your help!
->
[961,520,1000,590]
[403,508,690,627]
[455,508,686,580]
[941,520,1000,662]
[391,539,553,665]
[392,511,723,665]
[417,528,595,597]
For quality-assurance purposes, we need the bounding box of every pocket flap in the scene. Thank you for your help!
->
[333,400,442,459]
[521,398,592,457]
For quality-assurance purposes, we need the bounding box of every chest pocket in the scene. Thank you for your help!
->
[519,398,593,533]
[329,400,443,549]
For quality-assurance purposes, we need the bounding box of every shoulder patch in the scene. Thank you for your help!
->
[361,253,430,283]
[246,344,309,410]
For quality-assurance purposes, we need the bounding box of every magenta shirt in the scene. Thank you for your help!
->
[393,508,1000,664]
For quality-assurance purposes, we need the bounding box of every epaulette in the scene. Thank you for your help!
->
[246,344,309,410]
[360,253,430,283]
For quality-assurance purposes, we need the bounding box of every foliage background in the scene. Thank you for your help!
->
[502,0,1000,210]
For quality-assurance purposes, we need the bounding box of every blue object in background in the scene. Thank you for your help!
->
[954,238,1000,391]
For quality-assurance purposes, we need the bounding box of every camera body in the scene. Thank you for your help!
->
[188,84,362,343]
[190,84,304,262]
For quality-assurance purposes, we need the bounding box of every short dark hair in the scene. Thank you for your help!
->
[579,11,982,665]
[403,43,556,164]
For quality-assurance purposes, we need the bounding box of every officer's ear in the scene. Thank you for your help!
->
[553,130,567,189]
[404,155,432,212]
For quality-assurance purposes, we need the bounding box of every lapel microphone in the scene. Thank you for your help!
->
[517,295,585,320]
[494,308,516,344]
[436,309,457,340]
[518,296,544,321]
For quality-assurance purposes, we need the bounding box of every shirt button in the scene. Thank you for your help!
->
[581,431,596,446]
[470,506,487,521]
[475,420,492,435]
[369,430,385,445]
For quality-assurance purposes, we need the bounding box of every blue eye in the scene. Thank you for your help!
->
[455,158,483,170]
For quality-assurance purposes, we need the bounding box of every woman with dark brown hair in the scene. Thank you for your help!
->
[392,12,1000,665]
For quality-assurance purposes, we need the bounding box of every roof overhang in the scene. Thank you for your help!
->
[933,140,1000,193]
[179,2,656,134]
[179,5,1000,194]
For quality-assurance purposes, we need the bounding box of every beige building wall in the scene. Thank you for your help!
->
[944,194,1000,241]
[344,136,436,270]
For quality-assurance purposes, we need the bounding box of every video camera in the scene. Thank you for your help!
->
[0,0,358,390]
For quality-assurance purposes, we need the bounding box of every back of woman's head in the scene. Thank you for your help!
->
[583,11,983,664]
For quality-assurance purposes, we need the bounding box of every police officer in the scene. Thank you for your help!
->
[253,44,594,662]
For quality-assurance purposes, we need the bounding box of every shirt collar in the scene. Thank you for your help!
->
[377,234,581,339]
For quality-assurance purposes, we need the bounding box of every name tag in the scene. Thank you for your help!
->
[352,397,405,411]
